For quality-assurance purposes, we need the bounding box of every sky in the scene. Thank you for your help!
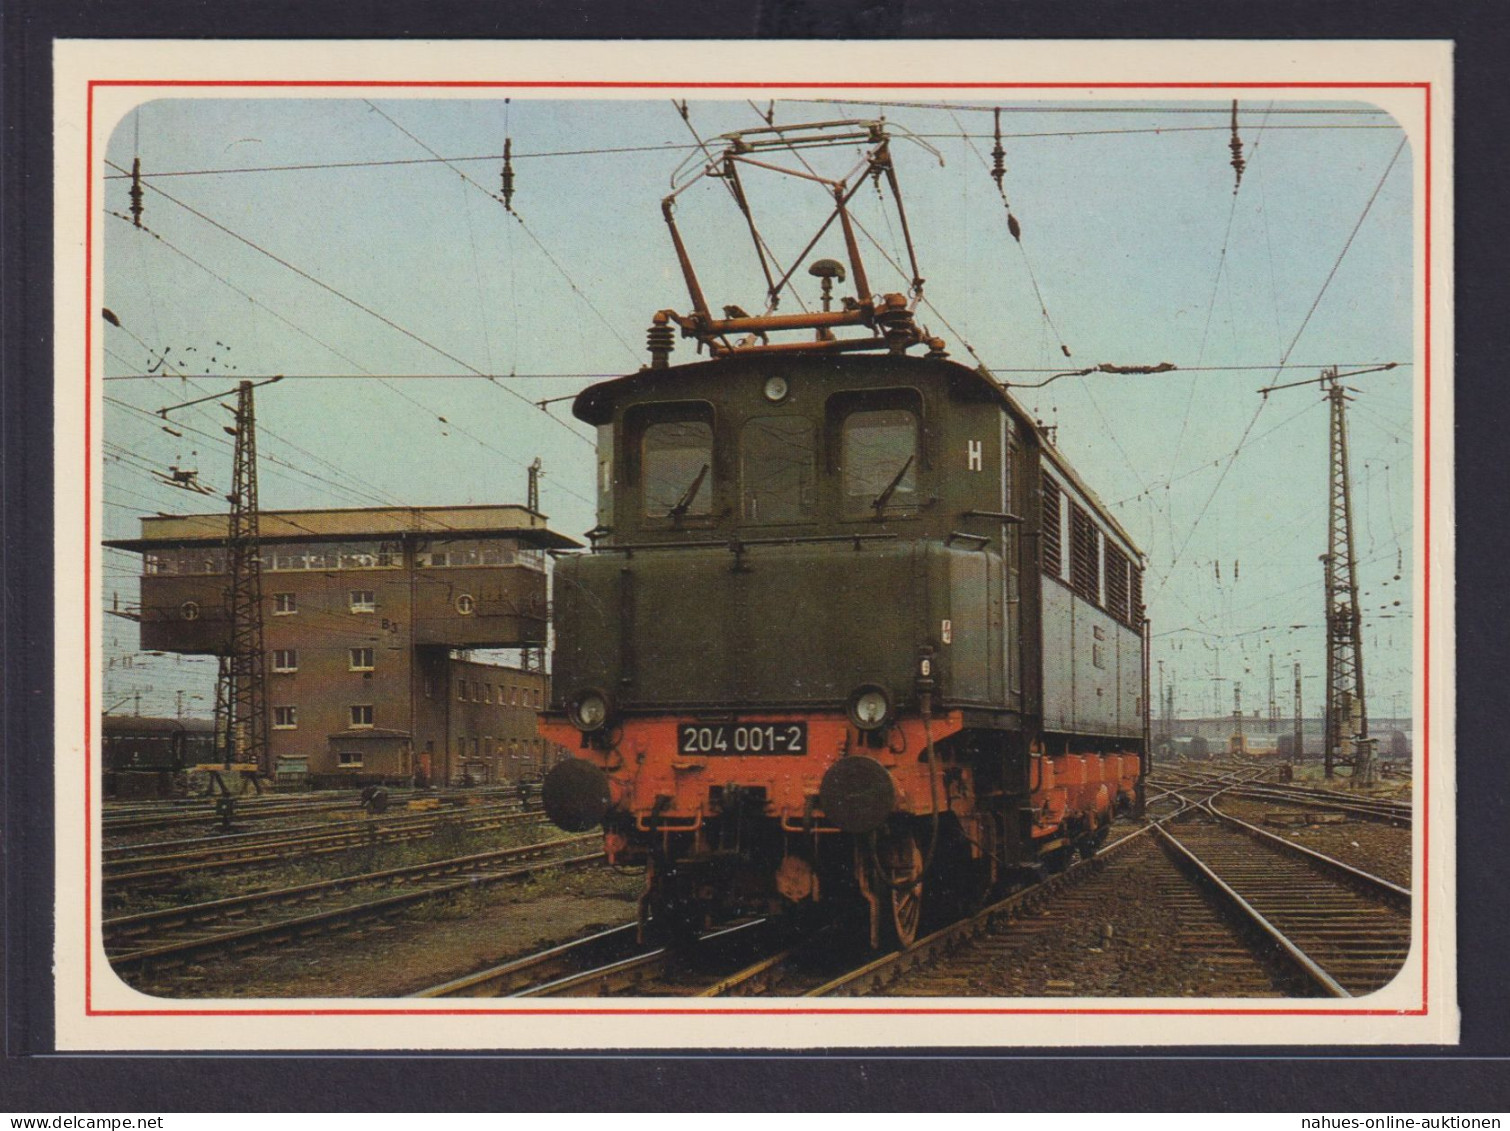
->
[100,96,1416,727]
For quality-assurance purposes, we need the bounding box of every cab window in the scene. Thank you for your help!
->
[642,418,713,518]
[740,416,817,524]
[841,407,920,517]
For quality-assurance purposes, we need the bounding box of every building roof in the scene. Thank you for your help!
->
[105,504,580,553]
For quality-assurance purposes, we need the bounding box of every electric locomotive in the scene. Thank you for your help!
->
[539,120,1148,947]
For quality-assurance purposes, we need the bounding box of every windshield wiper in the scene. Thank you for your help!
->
[871,455,915,518]
[667,464,710,519]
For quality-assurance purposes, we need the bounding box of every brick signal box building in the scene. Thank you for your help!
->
[107,505,579,785]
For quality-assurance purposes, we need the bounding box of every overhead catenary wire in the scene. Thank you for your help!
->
[1150,133,1409,602]
[104,157,597,447]
[950,109,1072,359]
[361,100,641,369]
[102,208,601,512]
[784,99,1393,116]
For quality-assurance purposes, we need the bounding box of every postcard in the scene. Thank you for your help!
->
[52,37,1454,1049]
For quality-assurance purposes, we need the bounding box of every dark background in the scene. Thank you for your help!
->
[4,0,1504,1112]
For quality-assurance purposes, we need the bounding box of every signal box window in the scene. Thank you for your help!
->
[842,407,920,517]
[273,592,297,615]
[350,704,374,728]
[338,751,363,768]
[350,589,376,613]
[350,647,375,671]
[741,416,817,524]
[642,419,713,518]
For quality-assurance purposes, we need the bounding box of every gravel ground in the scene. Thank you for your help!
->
[1216,797,1412,889]
[889,837,1286,997]
[117,865,645,999]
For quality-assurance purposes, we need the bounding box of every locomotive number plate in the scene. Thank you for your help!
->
[678,722,807,756]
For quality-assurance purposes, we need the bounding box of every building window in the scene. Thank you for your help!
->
[457,680,467,701]
[455,593,476,615]
[338,751,363,768]
[534,688,543,709]
[350,704,374,728]
[350,589,376,613]
[273,592,297,615]
[273,705,297,729]
[349,647,375,671]
[423,675,435,698]
[180,600,200,621]
[271,649,298,673]
[485,683,493,704]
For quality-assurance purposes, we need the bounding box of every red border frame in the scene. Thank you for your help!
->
[85,75,1437,1020]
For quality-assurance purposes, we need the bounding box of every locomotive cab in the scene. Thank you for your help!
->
[540,353,1148,946]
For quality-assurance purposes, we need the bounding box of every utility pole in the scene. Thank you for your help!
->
[1231,683,1244,757]
[1258,364,1387,782]
[522,458,547,675]
[1318,367,1368,782]
[1209,651,1225,719]
[1267,653,1279,731]
[527,457,542,514]
[215,379,270,775]
[1293,661,1304,762]
[161,377,281,780]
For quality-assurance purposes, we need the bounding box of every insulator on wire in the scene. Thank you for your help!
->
[1006,212,1021,242]
[991,107,1006,191]
[500,137,515,213]
[1228,99,1246,193]
[129,157,144,227]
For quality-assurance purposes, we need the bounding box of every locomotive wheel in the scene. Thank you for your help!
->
[878,832,925,949]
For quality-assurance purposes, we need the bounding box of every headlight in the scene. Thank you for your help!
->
[846,684,892,731]
[569,688,612,733]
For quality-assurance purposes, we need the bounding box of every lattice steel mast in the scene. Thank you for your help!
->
[1320,367,1367,780]
[213,380,269,773]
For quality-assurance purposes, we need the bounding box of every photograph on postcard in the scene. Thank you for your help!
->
[55,39,1454,1048]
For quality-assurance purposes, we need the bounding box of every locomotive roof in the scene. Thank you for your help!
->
[574,353,1143,560]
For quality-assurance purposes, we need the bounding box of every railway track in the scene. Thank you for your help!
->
[104,833,602,976]
[414,915,854,999]
[103,804,549,885]
[1161,801,1411,995]
[413,769,1409,1003]
[1222,783,1411,826]
[810,795,1408,999]
[103,788,525,836]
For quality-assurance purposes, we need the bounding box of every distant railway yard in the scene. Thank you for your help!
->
[103,762,1413,1001]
